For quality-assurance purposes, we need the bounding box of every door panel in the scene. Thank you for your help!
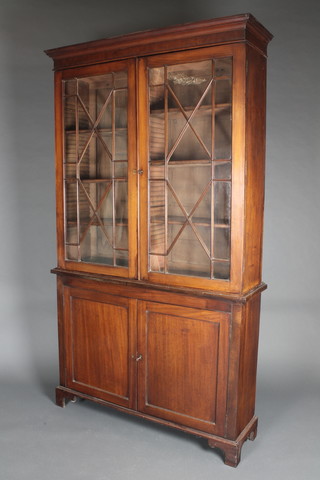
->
[137,301,230,435]
[63,287,137,409]
[58,59,138,279]
[138,45,246,294]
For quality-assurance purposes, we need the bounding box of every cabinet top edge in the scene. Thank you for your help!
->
[45,13,273,70]
[51,267,267,303]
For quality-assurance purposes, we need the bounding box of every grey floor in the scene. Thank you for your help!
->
[1,374,319,480]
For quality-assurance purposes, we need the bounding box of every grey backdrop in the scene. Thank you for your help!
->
[1,0,319,478]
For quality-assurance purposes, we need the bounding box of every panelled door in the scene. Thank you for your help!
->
[137,301,230,435]
[63,287,137,409]
[138,44,246,294]
[62,286,229,434]
[57,59,138,278]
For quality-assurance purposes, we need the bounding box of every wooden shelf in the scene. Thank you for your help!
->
[64,177,127,183]
[150,215,230,228]
[67,218,128,227]
[65,127,127,135]
[149,159,231,166]
[149,103,231,115]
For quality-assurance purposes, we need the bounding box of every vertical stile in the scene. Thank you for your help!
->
[112,74,116,266]
[89,80,97,257]
[211,59,216,279]
[164,66,169,274]
[62,81,67,263]
[75,79,81,261]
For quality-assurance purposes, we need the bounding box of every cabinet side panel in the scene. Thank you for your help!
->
[237,294,261,433]
[243,46,267,291]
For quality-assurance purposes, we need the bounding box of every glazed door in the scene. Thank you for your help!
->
[139,45,246,293]
[137,301,230,435]
[63,287,137,409]
[56,59,137,278]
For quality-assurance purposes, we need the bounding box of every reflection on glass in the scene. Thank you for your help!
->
[63,70,129,267]
[167,60,212,109]
[214,227,230,259]
[215,79,232,104]
[214,106,231,159]
[213,261,230,280]
[215,57,232,77]
[214,161,231,180]
[214,182,231,225]
[148,57,232,279]
[167,225,211,278]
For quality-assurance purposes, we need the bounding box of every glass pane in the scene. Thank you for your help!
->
[98,94,112,130]
[78,183,94,239]
[214,181,231,226]
[81,227,113,265]
[150,163,165,179]
[214,226,230,260]
[114,162,127,178]
[66,245,78,261]
[65,79,77,96]
[214,106,231,159]
[149,176,166,273]
[115,90,128,128]
[168,164,211,218]
[167,224,210,277]
[215,57,232,77]
[115,131,127,161]
[148,57,232,280]
[150,113,165,161]
[150,85,165,112]
[97,182,113,223]
[189,105,212,157]
[77,82,91,130]
[149,83,165,161]
[115,250,128,267]
[213,261,230,280]
[150,180,165,222]
[196,225,211,252]
[97,131,113,164]
[215,79,232,105]
[115,181,128,228]
[150,222,166,255]
[64,95,76,130]
[65,182,78,251]
[169,112,211,162]
[115,225,128,249]
[64,132,76,164]
[63,70,128,268]
[167,60,212,109]
[65,182,77,222]
[149,253,165,273]
[114,70,128,89]
[96,134,112,178]
[149,67,164,86]
[214,161,231,180]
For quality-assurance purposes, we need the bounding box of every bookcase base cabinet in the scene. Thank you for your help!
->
[54,272,264,467]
